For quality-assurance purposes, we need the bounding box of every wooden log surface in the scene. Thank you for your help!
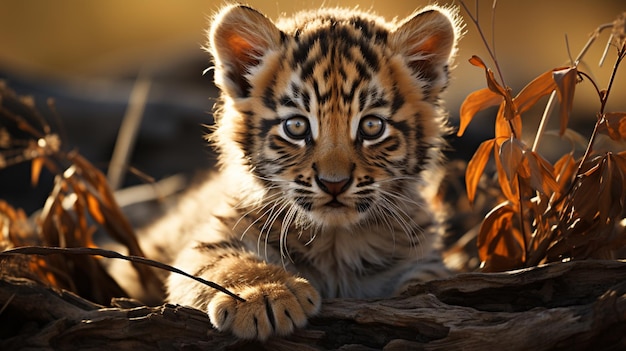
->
[1,259,625,350]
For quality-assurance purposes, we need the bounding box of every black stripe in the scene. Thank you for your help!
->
[383,136,401,152]
[358,89,368,112]
[356,176,374,187]
[302,91,311,112]
[260,118,282,136]
[391,88,405,114]
[388,119,410,137]
[371,95,388,109]
[356,39,380,71]
[263,84,276,110]
[279,95,297,108]
[300,56,317,81]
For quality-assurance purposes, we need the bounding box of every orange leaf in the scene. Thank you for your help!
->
[494,140,518,203]
[612,152,626,177]
[601,112,626,141]
[465,138,495,204]
[553,67,578,136]
[525,151,559,195]
[494,103,510,139]
[554,152,577,191]
[493,103,522,139]
[477,202,525,271]
[457,88,502,136]
[469,56,507,96]
[597,154,626,227]
[31,157,44,187]
[572,161,602,221]
[469,55,487,69]
[86,193,106,225]
[469,55,516,125]
[499,137,524,184]
[502,93,517,121]
[514,68,562,115]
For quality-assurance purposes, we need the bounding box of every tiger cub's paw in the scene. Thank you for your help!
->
[208,276,321,340]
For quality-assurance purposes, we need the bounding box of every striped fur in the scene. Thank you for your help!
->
[155,4,461,340]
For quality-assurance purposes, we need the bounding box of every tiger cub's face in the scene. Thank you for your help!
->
[209,6,459,227]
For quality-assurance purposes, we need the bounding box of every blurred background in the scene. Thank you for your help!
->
[0,0,624,216]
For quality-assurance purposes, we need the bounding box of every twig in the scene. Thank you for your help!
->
[459,0,507,87]
[0,246,245,302]
[531,22,615,153]
[107,69,151,190]
[0,293,15,315]
[531,91,557,152]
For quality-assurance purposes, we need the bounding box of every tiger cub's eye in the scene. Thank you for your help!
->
[283,116,310,139]
[359,115,385,139]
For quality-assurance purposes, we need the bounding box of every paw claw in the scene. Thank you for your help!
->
[207,277,321,340]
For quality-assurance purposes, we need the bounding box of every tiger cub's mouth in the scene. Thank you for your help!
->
[324,199,346,208]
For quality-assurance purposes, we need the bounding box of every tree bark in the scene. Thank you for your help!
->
[2,259,625,350]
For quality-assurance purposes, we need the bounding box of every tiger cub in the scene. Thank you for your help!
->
[158,4,460,341]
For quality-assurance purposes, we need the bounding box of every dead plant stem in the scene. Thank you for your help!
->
[531,22,615,153]
[460,0,507,87]
[574,44,625,179]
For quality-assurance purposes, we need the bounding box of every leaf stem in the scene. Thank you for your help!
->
[460,0,507,87]
[600,43,626,115]
[516,176,528,264]
[531,91,557,152]
[577,44,624,171]
[530,22,615,153]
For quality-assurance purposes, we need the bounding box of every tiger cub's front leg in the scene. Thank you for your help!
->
[166,241,321,341]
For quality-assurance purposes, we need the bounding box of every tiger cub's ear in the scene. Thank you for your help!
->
[209,5,283,98]
[390,7,460,97]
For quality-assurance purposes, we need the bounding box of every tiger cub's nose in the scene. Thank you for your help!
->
[315,175,352,196]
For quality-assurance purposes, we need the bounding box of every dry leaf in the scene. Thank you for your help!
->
[514,68,562,115]
[469,55,517,121]
[477,202,525,272]
[493,137,519,203]
[553,67,578,136]
[525,151,559,195]
[600,154,625,223]
[571,160,603,222]
[458,88,502,136]
[553,152,578,191]
[494,103,521,139]
[499,137,524,184]
[465,138,495,204]
[30,157,44,187]
[85,192,106,225]
[600,112,626,140]
[545,128,589,151]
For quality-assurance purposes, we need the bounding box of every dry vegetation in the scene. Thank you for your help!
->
[457,3,626,272]
[0,4,625,350]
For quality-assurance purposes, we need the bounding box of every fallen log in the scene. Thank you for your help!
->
[1,259,625,350]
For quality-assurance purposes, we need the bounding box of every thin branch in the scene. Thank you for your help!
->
[107,70,152,190]
[0,246,246,302]
[600,44,626,115]
[491,0,498,62]
[460,0,507,87]
[571,45,625,182]
[530,22,615,153]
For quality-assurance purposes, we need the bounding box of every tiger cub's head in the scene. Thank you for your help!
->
[208,5,460,227]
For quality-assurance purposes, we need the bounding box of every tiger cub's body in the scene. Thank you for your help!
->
[145,4,461,340]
